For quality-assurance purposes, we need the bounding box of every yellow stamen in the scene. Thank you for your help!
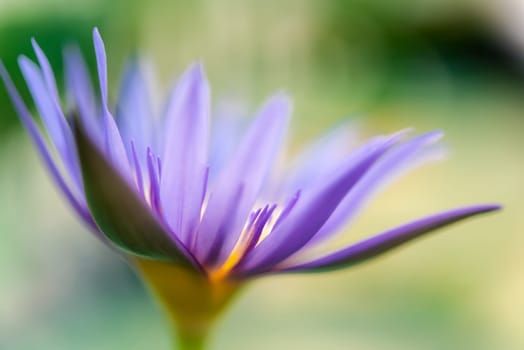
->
[210,204,285,281]
[209,235,250,282]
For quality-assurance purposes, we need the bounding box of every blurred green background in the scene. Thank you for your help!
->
[0,0,522,349]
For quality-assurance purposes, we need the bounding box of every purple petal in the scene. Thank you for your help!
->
[308,131,444,245]
[18,55,83,193]
[199,184,245,266]
[116,60,155,163]
[63,45,100,142]
[235,134,401,275]
[195,94,291,266]
[92,28,130,176]
[146,148,161,213]
[130,140,144,196]
[160,63,210,244]
[31,39,60,101]
[282,122,361,193]
[0,61,100,235]
[272,190,301,229]
[278,204,501,273]
[73,119,203,271]
[93,28,109,105]
[208,102,248,178]
[239,204,277,259]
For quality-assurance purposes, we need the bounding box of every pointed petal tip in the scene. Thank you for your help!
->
[63,43,78,55]
[277,93,293,108]
[92,28,105,50]
[30,37,42,52]
[387,128,412,143]
[171,62,209,95]
[272,90,293,104]
[385,129,443,149]
[193,60,205,71]
[264,92,293,118]
[273,202,503,275]
[426,129,445,142]
[17,54,32,67]
[184,61,208,83]
[470,203,502,213]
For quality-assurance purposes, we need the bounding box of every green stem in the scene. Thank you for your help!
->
[174,325,209,350]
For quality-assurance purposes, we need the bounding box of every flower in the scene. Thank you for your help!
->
[1,28,500,349]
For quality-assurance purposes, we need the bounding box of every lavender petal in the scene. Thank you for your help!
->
[283,122,360,194]
[63,45,100,143]
[279,204,501,273]
[116,59,155,165]
[195,94,291,266]
[160,63,210,244]
[0,61,100,235]
[92,28,130,176]
[308,131,444,246]
[18,56,83,193]
[236,134,400,275]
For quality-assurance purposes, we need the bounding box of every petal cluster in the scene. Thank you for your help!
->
[1,29,500,281]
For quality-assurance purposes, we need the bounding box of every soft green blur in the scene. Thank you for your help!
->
[0,0,522,349]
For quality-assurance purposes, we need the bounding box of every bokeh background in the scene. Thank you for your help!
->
[0,0,522,349]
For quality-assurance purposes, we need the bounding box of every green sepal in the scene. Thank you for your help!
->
[74,120,202,270]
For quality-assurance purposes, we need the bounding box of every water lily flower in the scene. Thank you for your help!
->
[1,28,500,350]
